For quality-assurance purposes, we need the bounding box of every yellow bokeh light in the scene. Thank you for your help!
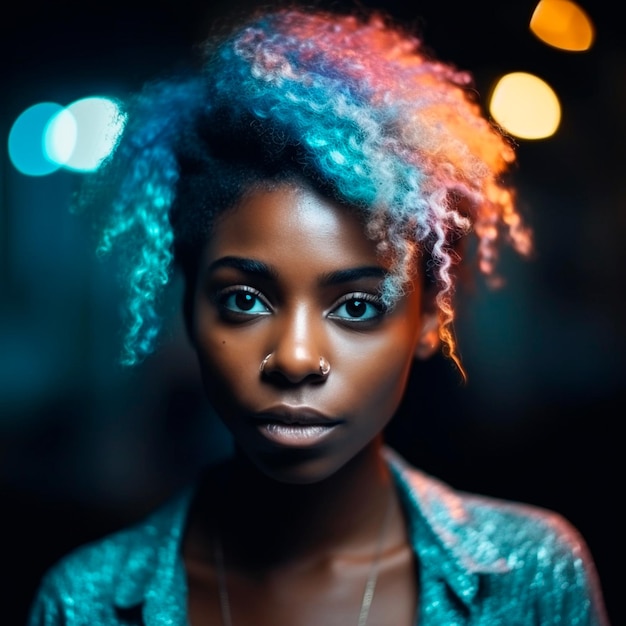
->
[530,0,595,51]
[489,72,561,140]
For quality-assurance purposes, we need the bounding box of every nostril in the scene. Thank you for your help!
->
[259,351,330,385]
[265,369,328,388]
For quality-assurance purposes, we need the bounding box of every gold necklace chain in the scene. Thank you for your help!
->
[214,491,394,626]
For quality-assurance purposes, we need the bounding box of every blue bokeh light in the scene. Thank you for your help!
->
[8,96,125,176]
[8,102,65,176]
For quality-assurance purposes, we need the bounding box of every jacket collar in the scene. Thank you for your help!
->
[385,447,510,609]
[112,449,510,618]
[113,484,195,623]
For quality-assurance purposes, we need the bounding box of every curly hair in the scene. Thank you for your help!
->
[77,5,532,377]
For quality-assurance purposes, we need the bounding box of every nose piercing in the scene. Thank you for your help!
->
[259,353,273,374]
[319,356,331,376]
[259,353,331,377]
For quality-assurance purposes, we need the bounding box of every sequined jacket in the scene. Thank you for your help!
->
[27,449,610,625]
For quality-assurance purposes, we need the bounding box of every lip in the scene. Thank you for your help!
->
[255,405,339,425]
[253,405,342,447]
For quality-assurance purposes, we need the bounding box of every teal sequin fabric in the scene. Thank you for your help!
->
[27,449,610,625]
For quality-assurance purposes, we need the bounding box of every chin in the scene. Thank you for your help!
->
[247,449,349,486]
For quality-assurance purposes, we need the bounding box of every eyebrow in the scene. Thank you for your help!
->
[206,256,278,279]
[319,266,387,286]
[206,256,386,285]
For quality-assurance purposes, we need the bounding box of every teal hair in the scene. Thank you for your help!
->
[78,6,532,375]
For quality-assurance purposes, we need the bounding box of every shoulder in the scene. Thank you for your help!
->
[386,448,610,624]
[455,482,609,624]
[27,523,147,625]
[27,485,194,626]
[387,446,585,553]
[460,482,586,557]
[35,512,153,592]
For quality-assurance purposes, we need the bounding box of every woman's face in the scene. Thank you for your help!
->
[190,181,434,484]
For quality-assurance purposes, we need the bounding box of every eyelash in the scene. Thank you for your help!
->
[327,292,386,325]
[214,287,386,325]
[216,286,272,319]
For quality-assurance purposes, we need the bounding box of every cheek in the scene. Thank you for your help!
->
[363,353,413,413]
[197,339,252,405]
[193,306,241,405]
[336,330,417,420]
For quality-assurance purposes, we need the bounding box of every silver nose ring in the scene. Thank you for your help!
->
[319,356,331,376]
[259,353,272,374]
[259,353,331,377]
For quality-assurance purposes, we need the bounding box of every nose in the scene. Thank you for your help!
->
[263,305,328,384]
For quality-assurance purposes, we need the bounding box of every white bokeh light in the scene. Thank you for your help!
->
[50,96,126,172]
[45,108,77,166]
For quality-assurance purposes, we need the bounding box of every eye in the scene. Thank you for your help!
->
[218,286,271,317]
[328,293,385,324]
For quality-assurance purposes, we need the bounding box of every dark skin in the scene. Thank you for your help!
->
[182,180,440,625]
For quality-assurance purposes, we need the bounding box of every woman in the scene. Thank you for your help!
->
[28,4,609,625]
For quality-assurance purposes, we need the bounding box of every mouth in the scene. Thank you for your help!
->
[253,406,342,447]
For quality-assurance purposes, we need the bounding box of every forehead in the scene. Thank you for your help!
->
[203,182,384,269]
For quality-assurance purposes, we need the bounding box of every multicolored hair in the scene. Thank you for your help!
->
[77,5,532,378]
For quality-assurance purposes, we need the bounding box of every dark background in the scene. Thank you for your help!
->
[1,1,623,624]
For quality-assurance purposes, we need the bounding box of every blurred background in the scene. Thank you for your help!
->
[1,0,622,623]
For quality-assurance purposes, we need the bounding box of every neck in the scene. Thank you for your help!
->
[195,437,395,570]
